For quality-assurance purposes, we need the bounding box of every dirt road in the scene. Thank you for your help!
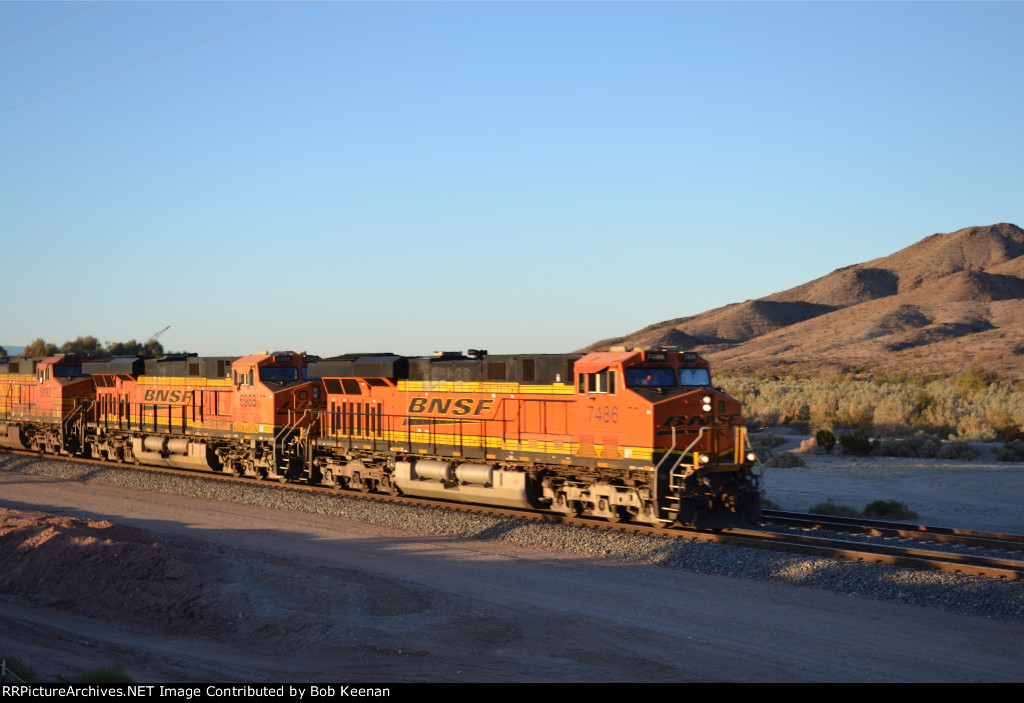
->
[1,469,1022,683]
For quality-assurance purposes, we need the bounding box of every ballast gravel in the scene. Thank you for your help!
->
[4,454,1024,623]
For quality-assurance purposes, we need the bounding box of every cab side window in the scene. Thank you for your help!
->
[579,370,616,394]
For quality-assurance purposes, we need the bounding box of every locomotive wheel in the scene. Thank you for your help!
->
[353,472,371,493]
[381,476,401,496]
[556,496,583,517]
[607,507,628,524]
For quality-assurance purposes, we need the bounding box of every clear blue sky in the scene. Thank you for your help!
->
[3,1,1022,357]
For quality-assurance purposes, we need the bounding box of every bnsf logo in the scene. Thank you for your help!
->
[661,413,741,428]
[408,398,494,416]
[143,389,194,403]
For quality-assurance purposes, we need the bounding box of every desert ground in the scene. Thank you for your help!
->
[1,452,1022,683]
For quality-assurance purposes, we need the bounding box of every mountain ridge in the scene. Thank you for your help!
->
[586,223,1024,379]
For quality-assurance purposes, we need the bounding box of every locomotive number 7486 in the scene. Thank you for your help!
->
[588,405,618,423]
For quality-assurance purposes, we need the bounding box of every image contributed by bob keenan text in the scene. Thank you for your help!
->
[1,685,393,699]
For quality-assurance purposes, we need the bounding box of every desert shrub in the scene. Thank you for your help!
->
[986,404,1019,440]
[815,428,836,453]
[714,372,1024,443]
[994,439,1024,462]
[835,404,874,430]
[862,500,918,520]
[953,364,996,398]
[780,399,811,427]
[785,420,810,434]
[749,433,787,452]
[873,391,920,431]
[73,666,134,683]
[873,432,941,458]
[0,655,39,683]
[954,411,997,441]
[838,428,873,456]
[764,452,806,468]
[743,420,764,433]
[808,499,860,518]
[761,496,781,510]
[936,441,978,461]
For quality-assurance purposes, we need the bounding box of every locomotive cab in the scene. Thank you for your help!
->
[0,354,93,454]
[226,351,325,481]
[230,351,323,421]
[573,348,760,528]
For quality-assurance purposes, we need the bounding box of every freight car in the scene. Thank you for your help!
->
[0,347,760,529]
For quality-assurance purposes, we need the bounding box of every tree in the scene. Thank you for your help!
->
[20,336,167,359]
[59,335,103,355]
[23,338,58,357]
[105,339,164,357]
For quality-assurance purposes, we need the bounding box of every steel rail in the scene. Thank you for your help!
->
[762,509,1024,552]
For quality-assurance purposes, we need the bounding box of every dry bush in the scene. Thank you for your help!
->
[808,499,860,518]
[862,500,918,520]
[995,439,1024,462]
[716,372,1024,442]
[937,442,978,461]
[873,432,941,458]
[764,451,806,468]
[749,433,787,452]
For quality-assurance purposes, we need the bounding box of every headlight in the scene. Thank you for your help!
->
[699,454,711,464]
[746,452,757,462]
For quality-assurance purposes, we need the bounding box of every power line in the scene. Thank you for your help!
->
[1,0,316,116]
[0,1,103,50]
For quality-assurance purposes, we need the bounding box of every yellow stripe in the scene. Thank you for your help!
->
[319,426,655,461]
[396,380,573,395]
[97,413,296,435]
[139,376,232,387]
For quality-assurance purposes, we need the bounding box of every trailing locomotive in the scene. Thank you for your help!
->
[0,347,761,529]
[0,354,92,456]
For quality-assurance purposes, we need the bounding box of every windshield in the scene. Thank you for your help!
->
[53,366,83,378]
[625,367,676,388]
[678,368,711,386]
[260,366,299,382]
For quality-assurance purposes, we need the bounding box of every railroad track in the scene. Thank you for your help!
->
[762,509,1024,553]
[5,448,1024,582]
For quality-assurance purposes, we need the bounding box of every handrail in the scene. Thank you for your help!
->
[671,426,709,483]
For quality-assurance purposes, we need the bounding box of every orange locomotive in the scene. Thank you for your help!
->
[0,354,93,456]
[83,351,323,477]
[306,348,761,528]
[0,346,760,529]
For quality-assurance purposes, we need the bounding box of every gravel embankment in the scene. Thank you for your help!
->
[3,453,1023,622]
